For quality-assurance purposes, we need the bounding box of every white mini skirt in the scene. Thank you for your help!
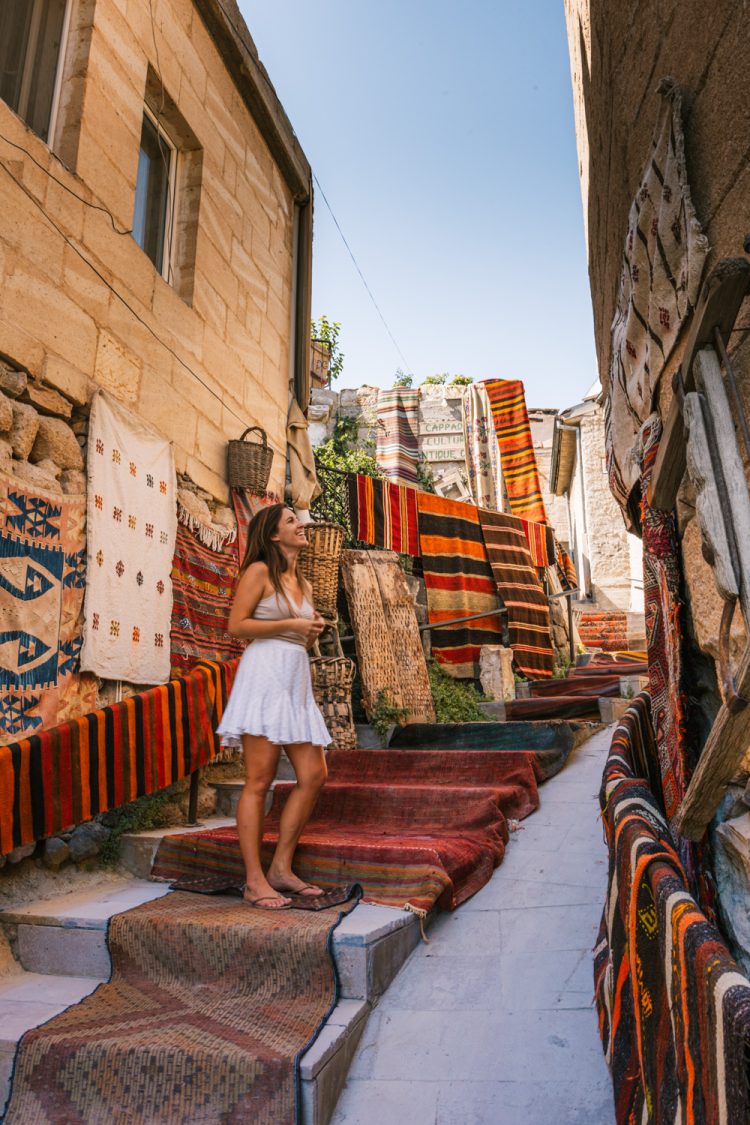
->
[217,638,331,748]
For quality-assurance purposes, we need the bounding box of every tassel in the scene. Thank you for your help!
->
[403,902,430,943]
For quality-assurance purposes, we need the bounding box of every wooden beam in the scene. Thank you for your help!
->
[649,258,750,510]
[674,642,750,840]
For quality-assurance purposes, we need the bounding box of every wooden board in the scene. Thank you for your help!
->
[371,553,435,724]
[342,550,436,724]
[649,258,750,510]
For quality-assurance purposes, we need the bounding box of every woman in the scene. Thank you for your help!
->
[218,503,331,909]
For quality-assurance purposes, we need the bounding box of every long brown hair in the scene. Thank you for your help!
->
[239,503,305,609]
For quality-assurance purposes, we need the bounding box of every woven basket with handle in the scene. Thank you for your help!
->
[310,655,357,750]
[227,427,274,491]
[299,522,345,619]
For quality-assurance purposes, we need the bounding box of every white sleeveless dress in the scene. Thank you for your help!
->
[217,590,331,748]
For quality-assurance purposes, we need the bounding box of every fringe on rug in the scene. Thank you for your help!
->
[177,502,237,552]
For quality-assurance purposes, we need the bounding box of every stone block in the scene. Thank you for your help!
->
[6,844,35,864]
[16,924,110,979]
[60,469,87,495]
[43,355,90,407]
[68,822,109,862]
[0,363,27,399]
[0,438,12,472]
[9,401,40,459]
[94,330,142,404]
[479,646,516,702]
[598,697,631,724]
[42,838,71,869]
[299,1002,370,1124]
[12,459,62,493]
[21,381,73,420]
[0,392,12,433]
[30,417,84,470]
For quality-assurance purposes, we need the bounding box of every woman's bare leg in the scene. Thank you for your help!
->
[237,735,288,907]
[267,743,328,895]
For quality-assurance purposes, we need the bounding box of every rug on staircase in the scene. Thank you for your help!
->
[152,749,540,912]
[3,888,360,1125]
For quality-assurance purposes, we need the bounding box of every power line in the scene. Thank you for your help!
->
[0,157,263,441]
[0,130,132,235]
[313,172,413,374]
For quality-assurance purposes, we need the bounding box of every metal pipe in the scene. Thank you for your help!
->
[567,594,575,667]
[186,770,201,826]
[338,605,509,644]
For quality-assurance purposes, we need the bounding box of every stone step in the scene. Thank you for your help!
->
[0,968,100,1115]
[0,964,369,1124]
[0,879,424,1124]
[0,878,422,1002]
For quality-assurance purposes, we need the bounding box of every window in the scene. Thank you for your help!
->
[132,109,176,279]
[0,0,70,143]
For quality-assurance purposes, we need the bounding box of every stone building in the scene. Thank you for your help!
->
[0,0,312,504]
[0,0,312,750]
[311,382,571,540]
[550,383,645,651]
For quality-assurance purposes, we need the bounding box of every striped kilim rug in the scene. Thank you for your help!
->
[3,890,359,1124]
[0,659,236,856]
[375,387,420,485]
[519,517,555,569]
[595,695,750,1124]
[153,748,540,912]
[483,379,547,523]
[478,508,555,679]
[347,473,420,556]
[170,519,244,676]
[417,492,505,678]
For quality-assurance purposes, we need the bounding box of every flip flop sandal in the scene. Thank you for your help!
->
[243,892,291,911]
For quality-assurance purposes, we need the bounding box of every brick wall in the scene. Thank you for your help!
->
[0,0,296,500]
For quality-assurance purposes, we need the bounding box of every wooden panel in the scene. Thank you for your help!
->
[649,258,750,510]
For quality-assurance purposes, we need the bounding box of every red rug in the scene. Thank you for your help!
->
[152,749,539,912]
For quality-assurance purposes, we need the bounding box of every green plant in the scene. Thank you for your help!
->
[427,660,487,722]
[421,373,447,385]
[416,455,436,494]
[552,652,571,679]
[393,369,414,387]
[311,315,344,381]
[315,416,382,478]
[369,689,409,747]
[450,375,472,386]
[98,789,178,866]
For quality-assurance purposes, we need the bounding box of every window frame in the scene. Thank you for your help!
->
[133,104,179,284]
[1,0,72,145]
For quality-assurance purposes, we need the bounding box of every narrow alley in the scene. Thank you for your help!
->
[333,725,612,1125]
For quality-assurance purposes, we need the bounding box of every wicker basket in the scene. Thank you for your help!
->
[226,427,274,491]
[299,522,345,618]
[310,656,357,750]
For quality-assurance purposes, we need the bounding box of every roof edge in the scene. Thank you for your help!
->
[193,0,312,203]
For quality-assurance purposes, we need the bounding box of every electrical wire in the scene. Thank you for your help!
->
[312,173,413,374]
[0,157,262,440]
[0,129,133,235]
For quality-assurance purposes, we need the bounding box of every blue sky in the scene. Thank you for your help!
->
[241,1,597,408]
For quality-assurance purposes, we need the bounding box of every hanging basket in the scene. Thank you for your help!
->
[226,427,274,491]
[299,522,345,618]
[310,655,357,750]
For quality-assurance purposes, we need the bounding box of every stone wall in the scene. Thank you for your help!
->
[0,0,297,502]
[564,0,749,662]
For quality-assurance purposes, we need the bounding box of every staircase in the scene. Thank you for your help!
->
[0,840,424,1124]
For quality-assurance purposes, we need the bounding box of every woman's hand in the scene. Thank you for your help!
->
[290,612,325,644]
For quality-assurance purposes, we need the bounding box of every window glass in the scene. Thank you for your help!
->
[0,0,68,142]
[132,112,173,274]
